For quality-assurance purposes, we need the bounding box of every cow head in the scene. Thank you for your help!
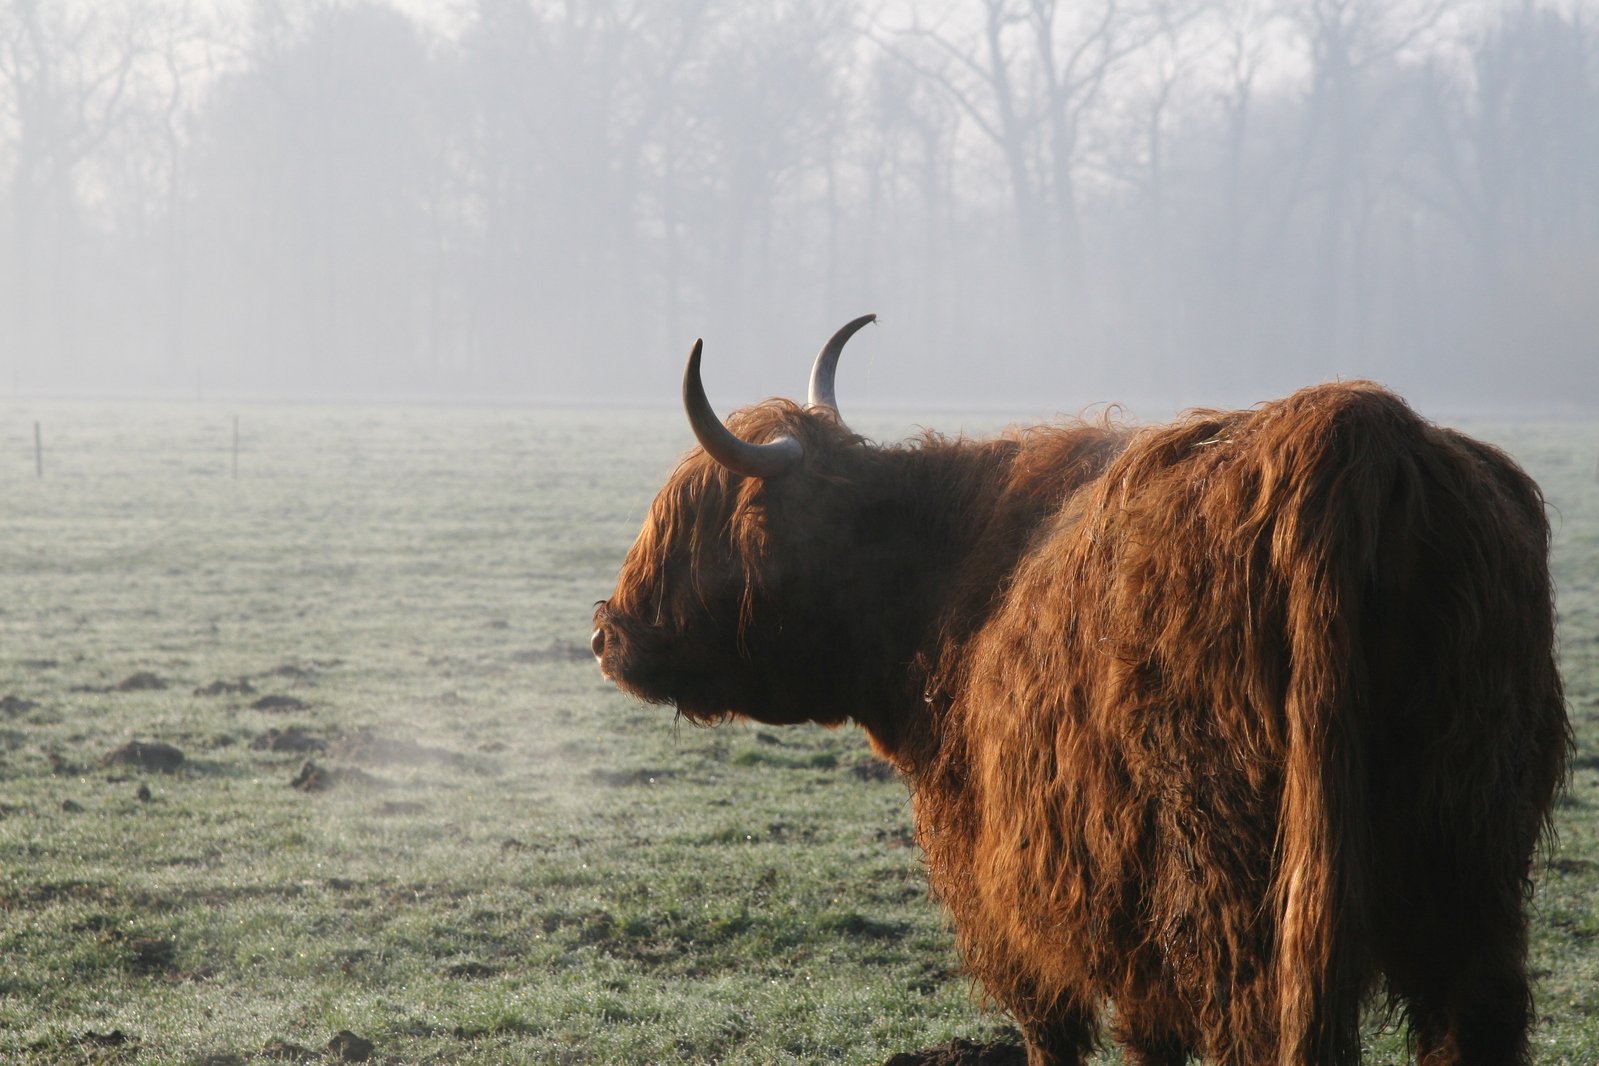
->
[591,315,878,727]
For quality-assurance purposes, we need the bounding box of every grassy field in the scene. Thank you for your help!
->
[0,400,1595,1065]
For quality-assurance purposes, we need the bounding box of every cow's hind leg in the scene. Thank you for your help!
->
[1409,963,1532,1066]
[1118,1033,1189,1066]
[1017,999,1098,1066]
[1388,871,1534,1066]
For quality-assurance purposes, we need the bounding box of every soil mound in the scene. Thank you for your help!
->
[195,678,255,697]
[100,740,185,773]
[115,672,168,692]
[251,694,310,713]
[327,1030,373,1062]
[252,728,327,753]
[883,1038,1026,1065]
[289,760,379,792]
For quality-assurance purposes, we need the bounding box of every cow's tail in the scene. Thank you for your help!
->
[1255,387,1409,1066]
[1263,386,1570,1066]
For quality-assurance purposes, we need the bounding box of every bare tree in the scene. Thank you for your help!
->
[855,52,961,344]
[0,0,1592,408]
[455,0,721,388]
[686,3,850,340]
[0,0,156,388]
[183,1,441,393]
[878,0,1162,304]
[1410,2,1599,397]
[148,0,218,385]
[1282,0,1459,355]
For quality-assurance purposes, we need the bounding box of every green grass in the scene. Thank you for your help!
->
[0,402,1596,1064]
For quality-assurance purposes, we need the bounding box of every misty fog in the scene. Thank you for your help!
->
[1,0,1596,414]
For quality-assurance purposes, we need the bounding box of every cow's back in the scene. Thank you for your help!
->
[914,383,1567,1064]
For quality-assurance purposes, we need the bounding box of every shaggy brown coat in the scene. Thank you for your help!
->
[593,382,1569,1066]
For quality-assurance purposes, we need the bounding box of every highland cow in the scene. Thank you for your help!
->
[591,317,1569,1066]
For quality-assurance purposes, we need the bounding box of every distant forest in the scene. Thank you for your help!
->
[2,0,1596,410]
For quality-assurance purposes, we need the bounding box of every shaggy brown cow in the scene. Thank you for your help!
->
[591,318,1569,1066]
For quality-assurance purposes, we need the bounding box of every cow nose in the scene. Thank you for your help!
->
[590,626,607,660]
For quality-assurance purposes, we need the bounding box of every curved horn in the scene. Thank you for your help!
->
[683,339,803,478]
[807,313,877,412]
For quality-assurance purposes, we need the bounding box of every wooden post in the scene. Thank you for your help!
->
[232,415,239,479]
[34,422,41,478]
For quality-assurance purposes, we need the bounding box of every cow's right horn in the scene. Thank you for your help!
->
[807,313,877,414]
[683,339,804,478]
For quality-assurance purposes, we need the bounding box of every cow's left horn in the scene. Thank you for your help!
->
[807,313,877,413]
[683,339,804,478]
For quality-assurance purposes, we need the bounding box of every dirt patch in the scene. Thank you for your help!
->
[115,672,169,692]
[875,825,917,849]
[260,1040,318,1062]
[69,674,172,694]
[264,660,339,683]
[288,762,334,791]
[127,936,176,973]
[194,678,255,697]
[851,757,899,783]
[45,751,80,775]
[251,694,310,713]
[883,1037,1027,1065]
[251,728,328,754]
[163,964,216,984]
[2,880,107,908]
[100,740,185,773]
[289,760,380,792]
[826,911,911,941]
[327,1030,374,1062]
[0,695,38,716]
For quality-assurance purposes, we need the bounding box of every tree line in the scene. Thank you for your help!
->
[2,0,1596,409]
